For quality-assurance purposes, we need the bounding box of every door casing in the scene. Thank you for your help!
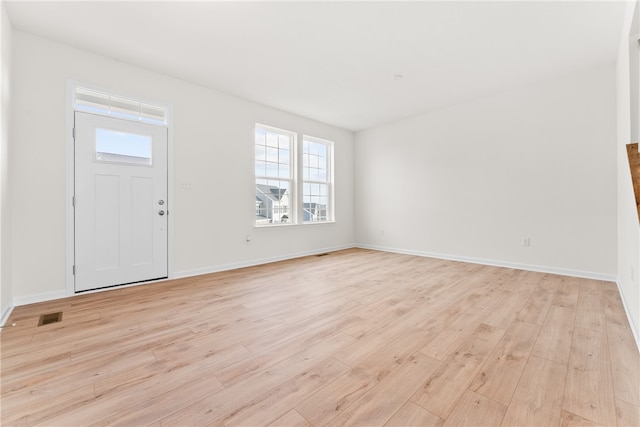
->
[65,81,174,296]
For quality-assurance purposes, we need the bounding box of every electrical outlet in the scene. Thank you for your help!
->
[180,182,193,190]
[522,237,531,247]
[379,227,384,236]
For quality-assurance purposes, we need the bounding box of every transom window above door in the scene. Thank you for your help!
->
[73,86,167,126]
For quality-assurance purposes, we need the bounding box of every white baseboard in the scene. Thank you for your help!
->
[1,304,14,326]
[174,244,355,279]
[356,244,618,282]
[13,290,68,307]
[12,243,629,347]
[8,245,356,308]
[615,280,640,352]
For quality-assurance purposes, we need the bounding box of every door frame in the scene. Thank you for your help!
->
[65,80,175,296]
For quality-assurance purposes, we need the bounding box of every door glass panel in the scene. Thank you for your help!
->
[95,128,152,165]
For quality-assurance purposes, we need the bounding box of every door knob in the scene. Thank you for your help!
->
[158,210,165,216]
[158,200,165,205]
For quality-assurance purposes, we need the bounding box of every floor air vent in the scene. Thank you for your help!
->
[38,312,63,326]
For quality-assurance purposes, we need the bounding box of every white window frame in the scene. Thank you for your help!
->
[254,124,297,226]
[254,124,335,226]
[302,135,334,223]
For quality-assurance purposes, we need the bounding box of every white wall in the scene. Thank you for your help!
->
[10,31,355,302]
[616,1,640,346]
[355,65,617,279]
[1,3,13,321]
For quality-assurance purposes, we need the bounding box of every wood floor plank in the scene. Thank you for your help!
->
[469,320,540,405]
[266,410,312,427]
[563,327,617,426]
[500,356,566,427]
[552,277,581,309]
[295,327,436,426]
[412,323,505,419]
[3,384,96,426]
[42,362,225,427]
[575,286,606,331]
[157,332,356,426]
[384,401,444,426]
[483,286,532,330]
[326,352,441,426]
[1,249,637,427]
[531,304,575,365]
[2,350,158,415]
[607,324,640,406]
[516,283,555,326]
[215,313,358,387]
[602,283,629,328]
[560,410,600,426]
[214,357,349,426]
[615,398,640,427]
[420,290,505,363]
[333,299,432,367]
[443,390,507,426]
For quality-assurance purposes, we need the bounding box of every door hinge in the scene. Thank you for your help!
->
[72,265,76,275]
[72,128,75,139]
[72,196,75,207]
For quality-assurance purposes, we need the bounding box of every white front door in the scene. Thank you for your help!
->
[74,112,168,292]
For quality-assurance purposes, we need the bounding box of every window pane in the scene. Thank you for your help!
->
[309,141,319,155]
[309,168,319,181]
[255,144,266,160]
[256,179,291,224]
[279,148,289,165]
[266,132,279,147]
[318,144,327,158]
[279,135,290,150]
[95,128,152,165]
[266,162,278,177]
[266,147,278,163]
[279,164,289,179]
[255,160,266,177]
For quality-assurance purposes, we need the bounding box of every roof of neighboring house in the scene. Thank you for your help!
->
[256,184,287,202]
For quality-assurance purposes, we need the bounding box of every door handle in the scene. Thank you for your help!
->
[158,210,165,216]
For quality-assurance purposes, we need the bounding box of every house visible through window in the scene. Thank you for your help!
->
[255,124,334,225]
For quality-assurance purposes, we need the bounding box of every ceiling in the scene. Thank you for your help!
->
[4,1,628,132]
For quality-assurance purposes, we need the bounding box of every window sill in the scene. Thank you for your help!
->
[254,220,336,229]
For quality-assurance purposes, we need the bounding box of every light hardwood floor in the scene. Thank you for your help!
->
[2,248,639,426]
